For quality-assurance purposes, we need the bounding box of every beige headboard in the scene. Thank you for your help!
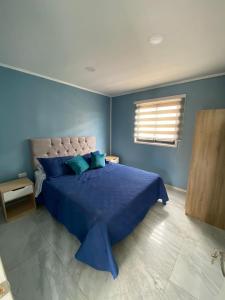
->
[30,136,96,169]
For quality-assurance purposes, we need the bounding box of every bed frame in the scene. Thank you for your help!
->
[30,136,96,169]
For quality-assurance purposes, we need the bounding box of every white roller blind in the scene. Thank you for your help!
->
[134,96,184,145]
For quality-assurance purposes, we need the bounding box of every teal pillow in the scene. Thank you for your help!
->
[66,155,89,175]
[91,152,106,169]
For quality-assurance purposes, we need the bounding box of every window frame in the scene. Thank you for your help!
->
[134,94,186,148]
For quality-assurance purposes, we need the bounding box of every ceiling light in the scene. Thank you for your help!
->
[85,66,96,72]
[149,35,164,45]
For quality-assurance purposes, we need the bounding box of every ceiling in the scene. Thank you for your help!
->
[1,0,225,97]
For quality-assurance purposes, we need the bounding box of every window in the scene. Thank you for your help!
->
[134,95,185,147]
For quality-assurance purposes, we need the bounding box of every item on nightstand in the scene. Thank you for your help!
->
[105,155,119,164]
[0,257,13,299]
[0,178,36,222]
[0,281,10,299]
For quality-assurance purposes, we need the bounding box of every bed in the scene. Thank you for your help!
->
[30,136,168,278]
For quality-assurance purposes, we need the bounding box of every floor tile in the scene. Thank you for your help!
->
[170,237,225,300]
[0,213,46,272]
[7,246,86,300]
[162,281,197,300]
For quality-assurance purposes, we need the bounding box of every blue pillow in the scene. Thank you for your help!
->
[90,152,106,169]
[66,155,89,175]
[38,156,73,178]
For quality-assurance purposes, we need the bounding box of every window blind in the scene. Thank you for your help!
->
[134,97,184,145]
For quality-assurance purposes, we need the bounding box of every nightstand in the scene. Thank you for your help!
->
[106,155,119,164]
[0,178,36,222]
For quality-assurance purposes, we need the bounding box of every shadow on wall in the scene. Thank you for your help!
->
[119,150,173,186]
[23,139,34,179]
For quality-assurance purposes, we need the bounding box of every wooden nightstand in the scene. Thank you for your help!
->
[106,155,119,164]
[0,178,36,222]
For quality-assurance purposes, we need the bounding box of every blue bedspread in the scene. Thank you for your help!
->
[39,163,168,278]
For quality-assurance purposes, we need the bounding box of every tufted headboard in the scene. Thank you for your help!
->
[30,136,96,169]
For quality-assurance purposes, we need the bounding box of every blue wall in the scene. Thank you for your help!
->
[1,66,225,189]
[112,76,225,189]
[0,67,109,182]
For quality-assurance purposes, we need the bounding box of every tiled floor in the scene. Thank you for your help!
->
[0,188,225,300]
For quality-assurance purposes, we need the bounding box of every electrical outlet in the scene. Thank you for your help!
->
[18,172,27,178]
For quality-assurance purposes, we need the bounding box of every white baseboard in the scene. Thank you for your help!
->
[165,184,187,193]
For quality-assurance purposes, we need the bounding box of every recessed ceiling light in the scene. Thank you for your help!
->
[149,35,164,45]
[85,66,96,72]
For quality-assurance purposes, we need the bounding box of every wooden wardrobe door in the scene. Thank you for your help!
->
[185,109,225,229]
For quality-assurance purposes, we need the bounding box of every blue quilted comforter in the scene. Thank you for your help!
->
[39,163,168,278]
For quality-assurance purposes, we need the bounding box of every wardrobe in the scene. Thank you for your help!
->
[185,109,225,229]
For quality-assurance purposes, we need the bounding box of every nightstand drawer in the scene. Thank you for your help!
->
[3,185,33,203]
